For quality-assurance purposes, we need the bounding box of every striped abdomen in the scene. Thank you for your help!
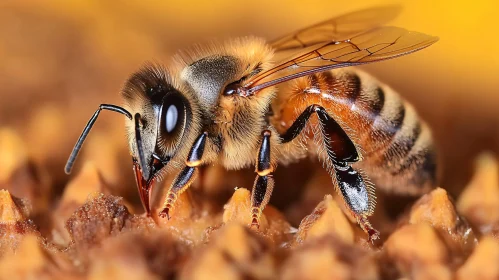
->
[273,68,437,195]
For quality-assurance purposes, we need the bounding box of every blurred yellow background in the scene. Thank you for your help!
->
[0,0,498,196]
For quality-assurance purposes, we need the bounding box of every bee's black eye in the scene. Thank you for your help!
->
[165,104,178,133]
[160,91,188,143]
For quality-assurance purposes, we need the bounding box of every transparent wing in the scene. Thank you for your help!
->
[242,26,438,95]
[270,6,402,52]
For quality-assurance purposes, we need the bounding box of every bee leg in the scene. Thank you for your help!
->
[333,162,379,242]
[250,130,275,229]
[158,132,208,219]
[280,104,378,240]
[280,105,359,162]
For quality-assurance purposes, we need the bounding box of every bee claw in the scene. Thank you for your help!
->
[158,207,171,220]
[367,228,380,243]
[250,216,260,230]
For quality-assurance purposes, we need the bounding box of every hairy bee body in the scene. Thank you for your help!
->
[120,37,437,231]
[272,68,437,195]
[66,6,438,240]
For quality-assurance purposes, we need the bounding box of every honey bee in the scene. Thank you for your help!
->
[65,6,438,241]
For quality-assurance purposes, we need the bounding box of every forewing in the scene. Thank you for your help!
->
[242,26,438,95]
[270,6,402,52]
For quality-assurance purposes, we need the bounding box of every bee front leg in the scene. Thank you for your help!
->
[250,130,275,229]
[158,132,208,219]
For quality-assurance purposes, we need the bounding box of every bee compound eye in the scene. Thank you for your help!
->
[165,104,178,133]
[160,91,188,143]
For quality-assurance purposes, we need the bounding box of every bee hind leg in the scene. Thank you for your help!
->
[250,130,275,229]
[333,162,379,241]
[279,104,379,241]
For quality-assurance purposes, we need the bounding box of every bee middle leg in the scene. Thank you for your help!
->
[250,130,275,228]
[280,104,379,241]
[158,132,208,219]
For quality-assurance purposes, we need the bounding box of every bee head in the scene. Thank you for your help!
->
[122,64,194,185]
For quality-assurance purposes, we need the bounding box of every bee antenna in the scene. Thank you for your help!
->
[65,104,132,175]
[134,113,150,181]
